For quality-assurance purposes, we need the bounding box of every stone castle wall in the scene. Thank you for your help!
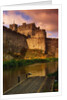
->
[9,24,17,32]
[27,30,46,52]
[4,23,58,58]
[46,38,58,57]
[9,23,46,53]
[3,27,28,54]
[17,27,32,36]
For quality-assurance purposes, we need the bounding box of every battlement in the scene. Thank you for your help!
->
[22,23,36,29]
[9,23,46,32]
[4,22,58,57]
[9,24,18,32]
[9,23,37,31]
[18,23,40,31]
[9,22,46,38]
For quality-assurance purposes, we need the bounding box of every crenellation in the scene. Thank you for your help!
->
[9,24,18,32]
[5,22,58,56]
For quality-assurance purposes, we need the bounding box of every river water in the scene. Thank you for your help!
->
[3,61,58,92]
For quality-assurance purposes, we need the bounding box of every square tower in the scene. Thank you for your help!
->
[9,24,18,32]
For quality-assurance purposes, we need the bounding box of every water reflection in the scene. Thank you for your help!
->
[3,61,58,92]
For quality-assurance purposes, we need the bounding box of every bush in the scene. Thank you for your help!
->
[3,58,58,70]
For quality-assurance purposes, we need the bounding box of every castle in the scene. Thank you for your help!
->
[3,22,58,59]
[9,23,46,53]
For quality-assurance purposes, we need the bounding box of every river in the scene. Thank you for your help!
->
[3,61,58,92]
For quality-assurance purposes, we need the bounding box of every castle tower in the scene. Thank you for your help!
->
[9,21,18,32]
[27,29,46,53]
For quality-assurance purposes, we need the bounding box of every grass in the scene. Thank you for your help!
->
[3,58,58,70]
[53,81,58,92]
[47,70,58,80]
[47,70,58,92]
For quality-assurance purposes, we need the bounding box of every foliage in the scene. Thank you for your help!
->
[3,58,58,70]
[53,81,58,92]
[47,70,58,80]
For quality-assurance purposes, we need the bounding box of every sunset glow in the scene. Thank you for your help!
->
[3,9,58,38]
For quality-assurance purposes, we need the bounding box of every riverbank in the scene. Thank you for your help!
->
[42,71,58,92]
[3,58,58,70]
[3,48,58,61]
[47,71,58,92]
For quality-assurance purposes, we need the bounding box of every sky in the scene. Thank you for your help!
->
[3,9,58,38]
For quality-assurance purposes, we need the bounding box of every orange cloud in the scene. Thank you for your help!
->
[3,11,29,25]
[3,9,58,38]
[19,9,58,32]
[47,32,52,37]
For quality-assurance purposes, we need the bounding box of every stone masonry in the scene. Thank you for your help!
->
[4,22,58,57]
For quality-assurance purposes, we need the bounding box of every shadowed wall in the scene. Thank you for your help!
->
[3,27,28,56]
